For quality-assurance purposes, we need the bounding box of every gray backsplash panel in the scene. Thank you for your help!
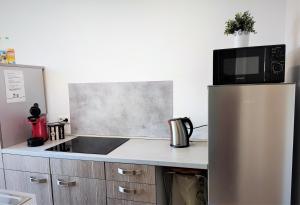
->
[69,81,173,138]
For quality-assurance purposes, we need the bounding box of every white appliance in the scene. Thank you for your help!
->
[208,84,295,205]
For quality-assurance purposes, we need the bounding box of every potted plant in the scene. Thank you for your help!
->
[224,11,256,47]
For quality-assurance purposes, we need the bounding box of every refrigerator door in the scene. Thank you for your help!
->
[208,84,295,205]
[0,64,46,148]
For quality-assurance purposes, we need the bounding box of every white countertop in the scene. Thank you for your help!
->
[1,136,208,169]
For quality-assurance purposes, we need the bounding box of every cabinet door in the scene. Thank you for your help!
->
[3,154,50,173]
[50,158,105,179]
[52,175,106,205]
[5,170,52,205]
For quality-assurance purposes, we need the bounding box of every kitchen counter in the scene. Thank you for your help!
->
[1,136,208,169]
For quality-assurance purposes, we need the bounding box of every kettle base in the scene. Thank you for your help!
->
[170,144,189,148]
[27,137,45,147]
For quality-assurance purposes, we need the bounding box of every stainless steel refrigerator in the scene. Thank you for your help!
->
[0,64,46,148]
[208,84,295,205]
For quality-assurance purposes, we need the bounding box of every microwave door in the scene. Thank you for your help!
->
[220,48,265,84]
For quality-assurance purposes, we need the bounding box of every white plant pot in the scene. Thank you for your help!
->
[234,30,250,47]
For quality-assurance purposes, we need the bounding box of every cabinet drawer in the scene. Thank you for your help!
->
[107,181,156,204]
[50,158,105,179]
[5,170,53,205]
[107,198,155,205]
[3,154,50,173]
[52,175,106,205]
[106,162,155,184]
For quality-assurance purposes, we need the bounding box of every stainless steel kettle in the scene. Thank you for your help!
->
[168,117,193,148]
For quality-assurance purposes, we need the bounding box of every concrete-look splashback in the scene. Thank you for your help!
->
[69,81,173,138]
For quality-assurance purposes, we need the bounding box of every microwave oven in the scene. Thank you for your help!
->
[213,44,285,85]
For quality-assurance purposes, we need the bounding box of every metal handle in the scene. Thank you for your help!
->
[117,168,142,176]
[118,186,136,194]
[29,177,47,184]
[57,179,76,187]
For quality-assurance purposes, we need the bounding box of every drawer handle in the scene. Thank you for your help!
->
[57,179,76,187]
[118,186,136,194]
[29,177,47,184]
[117,168,142,176]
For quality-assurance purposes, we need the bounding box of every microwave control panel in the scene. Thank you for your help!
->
[271,46,285,74]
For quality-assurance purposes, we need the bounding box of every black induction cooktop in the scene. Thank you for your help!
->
[46,137,129,155]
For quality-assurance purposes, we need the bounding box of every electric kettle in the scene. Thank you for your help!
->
[168,117,193,148]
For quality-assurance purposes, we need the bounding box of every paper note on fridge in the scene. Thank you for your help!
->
[4,70,26,103]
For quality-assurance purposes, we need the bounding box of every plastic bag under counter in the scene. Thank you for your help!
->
[163,172,208,205]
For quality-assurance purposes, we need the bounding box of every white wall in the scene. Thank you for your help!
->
[285,0,300,203]
[285,0,300,82]
[0,0,286,137]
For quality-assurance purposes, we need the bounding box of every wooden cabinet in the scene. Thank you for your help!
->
[1,155,160,205]
[52,175,106,205]
[5,170,53,205]
[106,162,157,204]
[50,158,105,179]
[3,154,52,205]
[50,158,106,205]
[107,180,156,204]
[106,162,156,184]
[3,154,50,173]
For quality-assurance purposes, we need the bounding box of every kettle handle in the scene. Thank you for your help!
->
[183,117,193,138]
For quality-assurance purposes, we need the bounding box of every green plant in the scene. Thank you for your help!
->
[224,11,256,35]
